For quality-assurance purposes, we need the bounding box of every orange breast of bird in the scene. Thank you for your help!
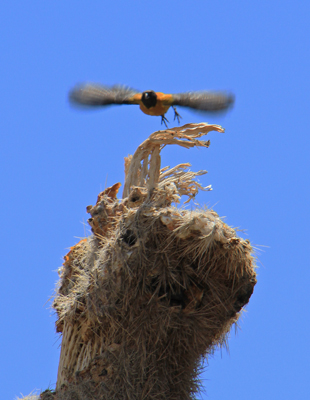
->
[138,92,173,116]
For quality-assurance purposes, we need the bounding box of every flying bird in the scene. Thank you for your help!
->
[69,84,234,127]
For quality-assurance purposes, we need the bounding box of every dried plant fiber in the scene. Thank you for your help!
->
[46,123,256,400]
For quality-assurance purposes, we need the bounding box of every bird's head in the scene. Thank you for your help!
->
[141,90,157,108]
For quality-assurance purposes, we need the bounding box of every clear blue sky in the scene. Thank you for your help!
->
[1,1,309,399]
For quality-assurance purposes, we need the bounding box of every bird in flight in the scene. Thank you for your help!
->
[69,84,234,127]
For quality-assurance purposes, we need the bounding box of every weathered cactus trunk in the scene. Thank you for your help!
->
[48,123,257,400]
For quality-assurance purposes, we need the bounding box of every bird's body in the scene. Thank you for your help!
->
[69,84,234,126]
[133,92,172,117]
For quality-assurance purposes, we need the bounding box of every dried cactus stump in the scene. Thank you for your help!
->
[51,123,257,400]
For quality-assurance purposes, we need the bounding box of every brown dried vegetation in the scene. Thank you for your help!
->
[46,123,256,400]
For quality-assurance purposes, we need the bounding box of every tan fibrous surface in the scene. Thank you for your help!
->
[16,394,41,400]
[50,123,257,400]
[122,122,220,199]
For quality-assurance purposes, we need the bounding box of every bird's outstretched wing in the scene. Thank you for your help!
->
[171,91,234,112]
[69,84,140,106]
